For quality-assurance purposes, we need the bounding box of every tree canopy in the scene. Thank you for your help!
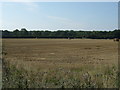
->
[2,28,120,39]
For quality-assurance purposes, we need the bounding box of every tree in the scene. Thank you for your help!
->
[2,30,10,38]
[20,28,28,37]
[113,29,120,38]
[2,29,120,39]
[13,29,20,37]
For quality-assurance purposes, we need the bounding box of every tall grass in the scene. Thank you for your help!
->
[2,58,119,88]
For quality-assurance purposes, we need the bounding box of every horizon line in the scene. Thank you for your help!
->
[1,28,118,31]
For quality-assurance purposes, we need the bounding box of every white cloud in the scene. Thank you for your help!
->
[22,2,39,11]
[0,0,119,2]
[47,16,71,22]
[1,1,39,11]
[0,0,31,2]
[47,16,83,29]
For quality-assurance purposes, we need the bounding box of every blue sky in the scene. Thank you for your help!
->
[1,2,118,31]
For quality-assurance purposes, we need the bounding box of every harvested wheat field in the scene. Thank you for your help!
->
[2,39,119,88]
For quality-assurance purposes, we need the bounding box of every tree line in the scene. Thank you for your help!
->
[2,28,120,39]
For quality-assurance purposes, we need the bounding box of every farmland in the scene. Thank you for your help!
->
[2,39,119,88]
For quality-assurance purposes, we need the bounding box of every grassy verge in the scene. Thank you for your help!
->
[2,59,119,88]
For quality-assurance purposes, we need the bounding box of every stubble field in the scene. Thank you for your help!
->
[2,39,119,88]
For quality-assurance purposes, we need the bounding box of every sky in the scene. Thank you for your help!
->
[1,2,118,31]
